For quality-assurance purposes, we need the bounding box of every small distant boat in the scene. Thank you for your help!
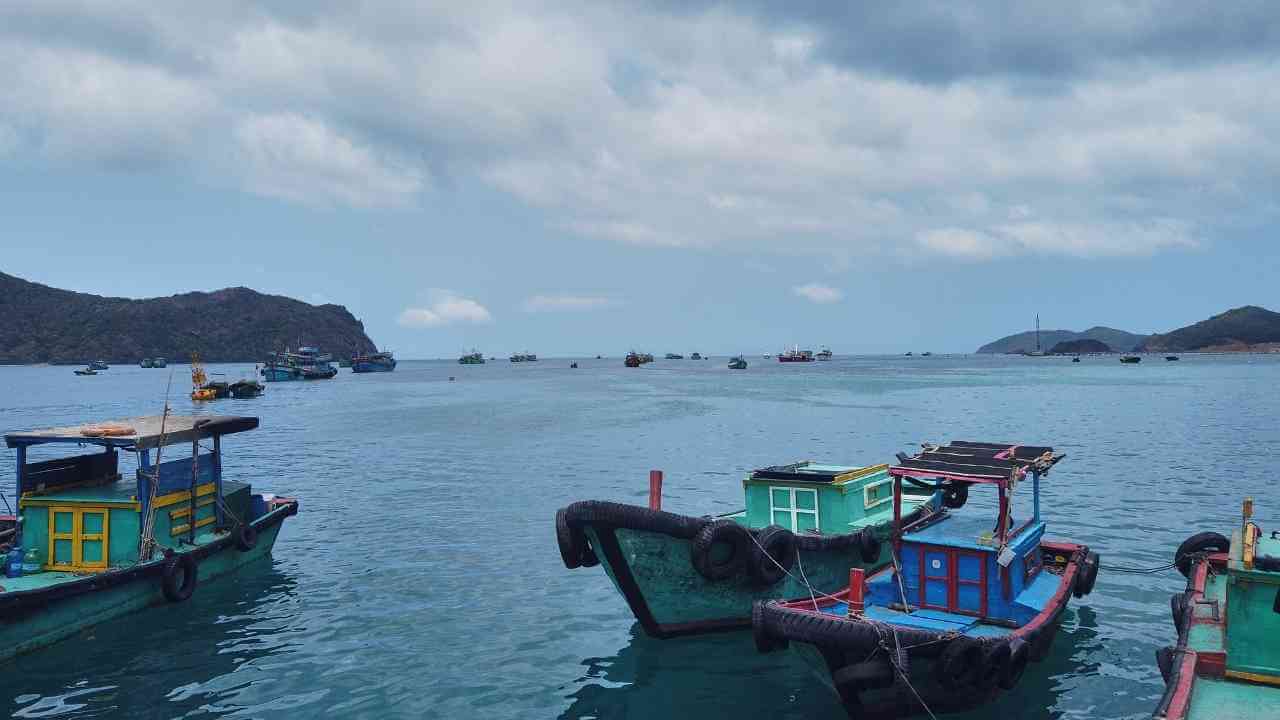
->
[338,357,352,368]
[921,351,933,357]
[665,353,684,360]
[569,362,579,369]
[816,347,833,361]
[690,352,703,360]
[509,352,538,363]
[763,354,772,359]
[727,356,747,369]
[625,352,642,368]
[1120,355,1142,364]
[352,350,397,373]
[74,367,97,376]
[458,350,485,365]
[1165,355,1180,361]
[1072,356,1081,363]
[140,358,154,369]
[595,355,603,360]
[905,352,913,356]
[778,346,815,363]
[229,379,265,398]
[153,357,167,368]
[89,360,109,371]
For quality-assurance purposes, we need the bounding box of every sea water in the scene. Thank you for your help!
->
[1,354,1278,719]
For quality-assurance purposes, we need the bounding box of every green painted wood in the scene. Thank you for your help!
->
[743,466,913,533]
[1225,533,1280,676]
[1186,675,1279,720]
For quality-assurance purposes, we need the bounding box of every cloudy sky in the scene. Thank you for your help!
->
[2,2,1278,355]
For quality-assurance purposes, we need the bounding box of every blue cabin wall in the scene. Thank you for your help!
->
[870,520,1048,624]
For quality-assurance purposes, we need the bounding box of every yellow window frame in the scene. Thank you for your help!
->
[47,506,110,572]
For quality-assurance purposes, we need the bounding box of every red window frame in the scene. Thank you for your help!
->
[915,544,988,618]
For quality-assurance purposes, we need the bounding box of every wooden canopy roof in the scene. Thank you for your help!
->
[5,415,259,450]
[889,440,1062,485]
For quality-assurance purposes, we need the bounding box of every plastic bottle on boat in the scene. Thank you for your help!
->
[21,548,40,574]
[4,547,22,578]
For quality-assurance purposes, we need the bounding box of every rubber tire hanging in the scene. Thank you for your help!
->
[162,553,198,603]
[236,523,258,552]
[749,525,797,586]
[691,520,751,581]
[1174,531,1229,577]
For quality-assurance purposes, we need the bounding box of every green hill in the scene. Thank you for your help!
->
[1139,306,1280,351]
[0,271,377,364]
[1048,338,1112,354]
[977,326,1147,354]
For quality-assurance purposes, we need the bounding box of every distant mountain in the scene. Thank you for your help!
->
[1048,338,1111,354]
[0,271,377,364]
[1139,306,1280,352]
[977,326,1147,354]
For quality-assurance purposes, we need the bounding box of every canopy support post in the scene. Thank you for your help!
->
[13,445,25,548]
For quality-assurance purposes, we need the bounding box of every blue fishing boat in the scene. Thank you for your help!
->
[753,441,1099,719]
[351,350,397,373]
[89,360,109,371]
[0,414,298,660]
[260,347,337,382]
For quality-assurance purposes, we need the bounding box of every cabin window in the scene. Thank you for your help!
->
[863,478,892,510]
[770,486,819,532]
[47,507,110,571]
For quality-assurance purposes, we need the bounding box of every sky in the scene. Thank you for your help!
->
[2,1,1279,357]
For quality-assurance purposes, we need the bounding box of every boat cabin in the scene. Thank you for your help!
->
[1220,502,1280,680]
[4,416,259,578]
[862,442,1064,627]
[742,462,934,534]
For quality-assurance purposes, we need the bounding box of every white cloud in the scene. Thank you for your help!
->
[398,290,493,328]
[234,114,424,207]
[522,295,612,312]
[0,2,1271,258]
[793,283,843,304]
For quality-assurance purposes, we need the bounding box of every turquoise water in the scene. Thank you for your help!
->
[2,354,1279,719]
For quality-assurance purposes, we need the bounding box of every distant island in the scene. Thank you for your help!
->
[1138,306,1280,352]
[1048,338,1111,355]
[977,327,1147,354]
[0,271,377,364]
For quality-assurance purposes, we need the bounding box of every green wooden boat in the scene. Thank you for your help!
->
[0,414,298,660]
[1154,498,1280,719]
[556,462,946,638]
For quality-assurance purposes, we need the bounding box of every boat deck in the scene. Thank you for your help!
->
[906,513,1003,551]
[1187,676,1277,720]
[846,494,931,530]
[1187,570,1228,658]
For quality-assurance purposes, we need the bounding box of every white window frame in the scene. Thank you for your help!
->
[769,486,819,532]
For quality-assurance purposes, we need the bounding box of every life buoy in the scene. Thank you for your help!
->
[236,523,258,552]
[1073,551,1100,598]
[162,553,198,602]
[935,639,984,690]
[1174,531,1229,577]
[749,525,796,586]
[1000,638,1030,689]
[690,519,750,581]
[943,483,969,509]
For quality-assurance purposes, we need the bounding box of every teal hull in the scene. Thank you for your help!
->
[585,525,894,636]
[0,506,291,661]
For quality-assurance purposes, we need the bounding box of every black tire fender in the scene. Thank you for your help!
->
[161,553,198,603]
[1171,593,1189,636]
[1074,550,1100,598]
[749,525,797,586]
[936,638,985,691]
[976,641,1010,691]
[1175,531,1229,578]
[556,508,584,569]
[752,600,787,653]
[1156,646,1175,684]
[1000,638,1030,689]
[858,528,882,564]
[833,657,895,692]
[943,483,969,509]
[236,523,258,552]
[691,519,751,581]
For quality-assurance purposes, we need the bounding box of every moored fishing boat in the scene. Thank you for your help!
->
[752,441,1098,719]
[458,350,485,365]
[140,358,154,369]
[228,378,265,398]
[817,347,833,361]
[779,346,815,362]
[665,353,684,360]
[1152,499,1280,720]
[153,357,167,368]
[625,351,643,368]
[691,352,703,360]
[89,360,109,371]
[73,367,97,376]
[1121,355,1142,364]
[261,346,338,381]
[352,350,397,373]
[556,462,944,638]
[0,414,298,659]
[728,356,748,369]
